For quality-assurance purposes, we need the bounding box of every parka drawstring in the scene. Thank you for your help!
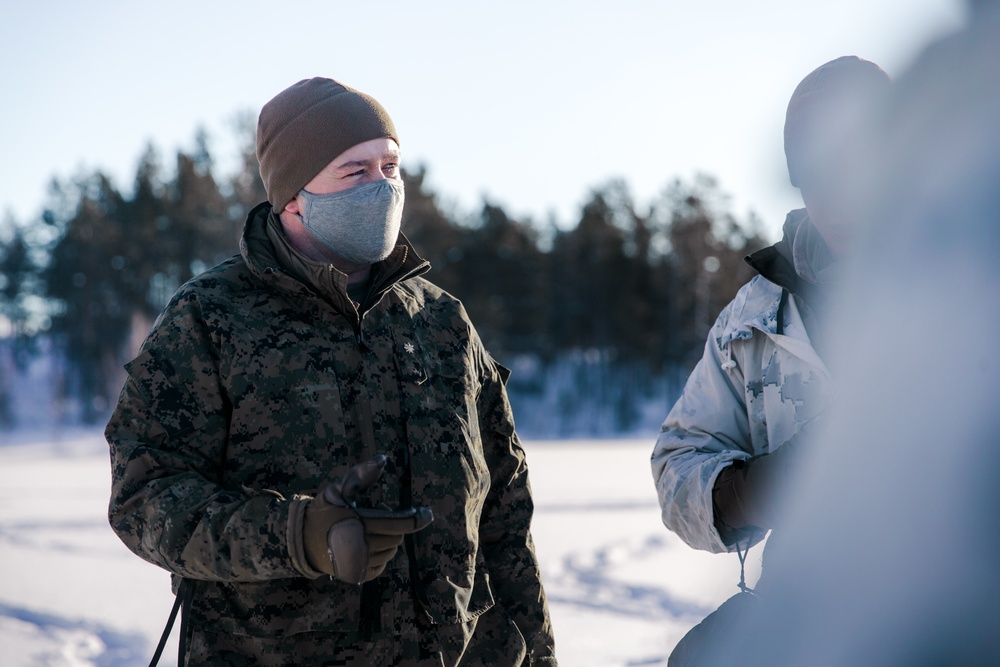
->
[736,538,755,595]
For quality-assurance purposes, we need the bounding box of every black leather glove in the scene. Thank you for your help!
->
[302,455,433,584]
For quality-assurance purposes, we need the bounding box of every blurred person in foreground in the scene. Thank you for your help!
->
[696,1,1000,663]
[649,56,891,665]
[105,77,556,666]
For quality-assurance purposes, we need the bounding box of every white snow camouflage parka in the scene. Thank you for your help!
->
[651,270,832,554]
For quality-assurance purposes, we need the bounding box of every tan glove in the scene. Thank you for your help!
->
[303,455,433,584]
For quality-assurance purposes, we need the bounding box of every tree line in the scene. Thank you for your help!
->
[0,124,768,435]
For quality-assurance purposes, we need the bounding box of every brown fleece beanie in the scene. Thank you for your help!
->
[256,78,398,212]
[784,56,890,188]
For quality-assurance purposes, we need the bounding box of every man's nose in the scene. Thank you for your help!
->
[362,168,390,184]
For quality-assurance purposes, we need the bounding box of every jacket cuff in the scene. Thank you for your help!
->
[286,496,326,579]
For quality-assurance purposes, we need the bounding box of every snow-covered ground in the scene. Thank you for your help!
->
[0,431,760,667]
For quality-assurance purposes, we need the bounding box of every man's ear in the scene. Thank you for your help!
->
[283,196,301,215]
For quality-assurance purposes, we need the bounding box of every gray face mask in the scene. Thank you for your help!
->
[296,178,404,265]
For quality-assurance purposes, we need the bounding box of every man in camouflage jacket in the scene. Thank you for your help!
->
[106,77,557,666]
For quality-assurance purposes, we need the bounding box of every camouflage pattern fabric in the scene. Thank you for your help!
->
[650,244,832,554]
[106,203,557,665]
[184,596,528,666]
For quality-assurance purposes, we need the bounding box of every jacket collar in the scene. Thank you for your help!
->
[239,202,430,316]
[745,208,833,350]
[717,275,784,349]
[715,274,828,374]
[744,209,822,304]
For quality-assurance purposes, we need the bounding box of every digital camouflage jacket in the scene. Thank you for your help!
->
[106,203,557,665]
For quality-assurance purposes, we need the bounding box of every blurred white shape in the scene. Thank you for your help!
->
[700,3,1000,665]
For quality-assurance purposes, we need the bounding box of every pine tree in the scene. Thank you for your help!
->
[652,174,766,367]
[227,111,268,222]
[44,173,132,423]
[458,201,546,359]
[398,165,467,291]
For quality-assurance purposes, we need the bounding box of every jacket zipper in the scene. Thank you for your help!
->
[350,248,425,356]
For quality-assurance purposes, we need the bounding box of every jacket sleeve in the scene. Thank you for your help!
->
[650,303,764,554]
[477,357,558,666]
[105,290,317,582]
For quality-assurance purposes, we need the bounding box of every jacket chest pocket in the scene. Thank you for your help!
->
[393,333,494,609]
[226,349,352,485]
[394,335,488,487]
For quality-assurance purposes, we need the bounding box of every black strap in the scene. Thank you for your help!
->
[148,578,192,667]
[359,578,383,641]
[776,288,788,336]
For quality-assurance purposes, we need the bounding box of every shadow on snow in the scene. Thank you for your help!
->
[0,600,152,667]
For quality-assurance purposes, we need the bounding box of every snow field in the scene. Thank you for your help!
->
[0,434,759,666]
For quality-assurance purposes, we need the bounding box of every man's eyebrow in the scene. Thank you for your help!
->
[334,152,401,170]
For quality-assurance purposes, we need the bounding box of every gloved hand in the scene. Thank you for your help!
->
[712,420,821,532]
[302,454,433,585]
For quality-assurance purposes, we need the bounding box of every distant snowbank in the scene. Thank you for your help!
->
[0,338,687,440]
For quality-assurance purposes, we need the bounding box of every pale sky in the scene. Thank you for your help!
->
[0,0,964,241]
